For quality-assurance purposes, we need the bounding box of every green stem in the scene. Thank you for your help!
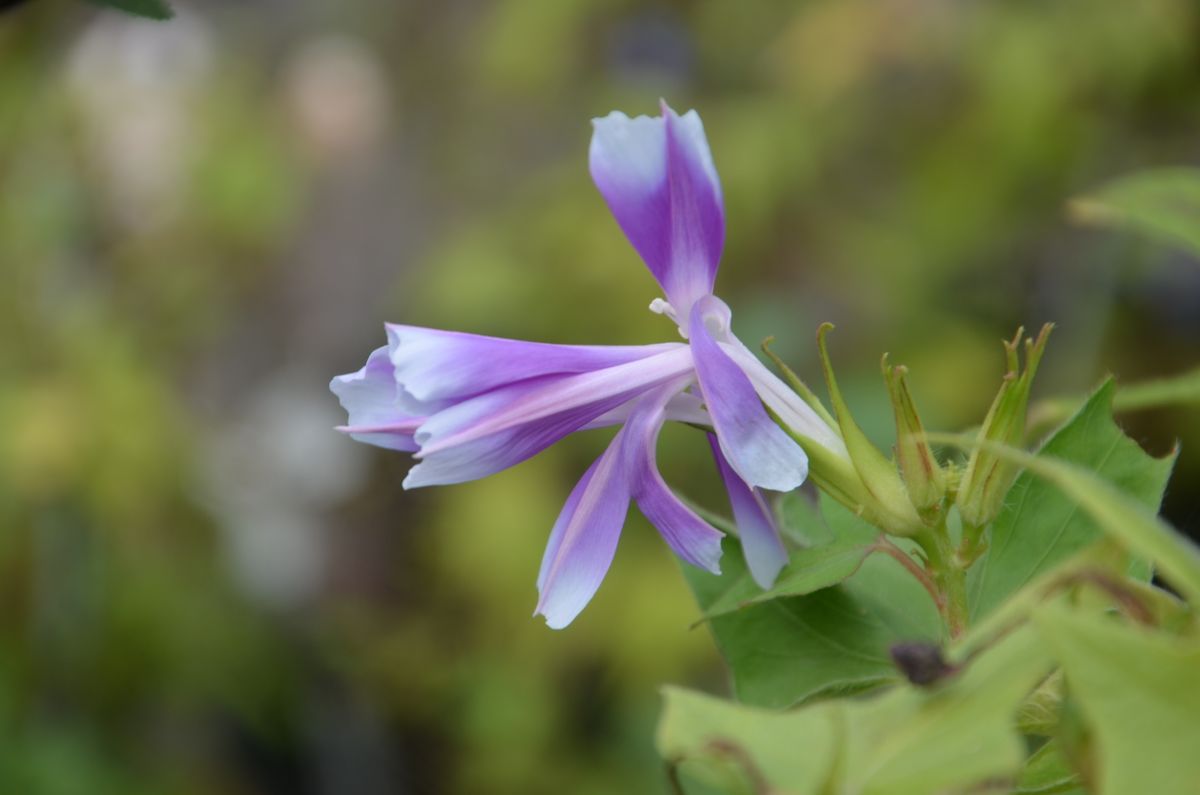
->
[915,522,970,641]
[956,520,988,569]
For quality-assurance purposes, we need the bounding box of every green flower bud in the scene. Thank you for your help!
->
[956,324,1053,529]
[814,324,924,536]
[882,356,946,517]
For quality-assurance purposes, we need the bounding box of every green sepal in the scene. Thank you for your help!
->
[957,324,1052,528]
[816,324,922,536]
[882,355,946,516]
[759,336,840,431]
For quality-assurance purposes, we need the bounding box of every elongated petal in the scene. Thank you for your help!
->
[720,338,848,457]
[416,345,693,456]
[330,346,421,451]
[535,439,631,629]
[616,381,724,573]
[404,382,635,487]
[583,387,708,430]
[689,296,809,492]
[709,434,786,588]
[589,103,723,313]
[386,323,679,412]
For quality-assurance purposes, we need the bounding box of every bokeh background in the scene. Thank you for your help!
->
[2,0,1199,792]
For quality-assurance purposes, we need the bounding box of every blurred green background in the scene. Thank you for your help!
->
[1,0,1198,792]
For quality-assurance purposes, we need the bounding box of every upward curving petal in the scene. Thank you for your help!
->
[589,102,724,314]
[689,295,809,492]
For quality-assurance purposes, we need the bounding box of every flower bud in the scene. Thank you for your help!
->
[956,324,1053,528]
[814,324,924,536]
[883,356,946,517]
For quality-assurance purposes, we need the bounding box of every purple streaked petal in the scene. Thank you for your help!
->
[689,296,809,492]
[403,380,636,488]
[535,438,631,629]
[337,421,422,453]
[582,385,709,430]
[709,434,787,588]
[416,345,694,456]
[386,323,680,411]
[330,346,422,451]
[625,386,723,574]
[720,338,848,458]
[589,102,724,314]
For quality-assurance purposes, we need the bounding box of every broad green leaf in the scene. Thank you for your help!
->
[658,624,1053,795]
[683,541,901,709]
[86,0,174,20]
[839,624,1053,795]
[1016,671,1063,737]
[968,380,1176,619]
[1035,606,1200,795]
[1017,740,1079,794]
[1028,365,1200,438]
[1071,167,1200,257]
[959,435,1200,605]
[683,496,940,708]
[657,686,839,795]
[701,540,874,619]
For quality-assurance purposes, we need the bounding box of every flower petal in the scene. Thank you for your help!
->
[626,389,723,574]
[589,102,724,314]
[386,323,679,412]
[720,338,848,458]
[709,434,787,588]
[330,346,422,451]
[689,296,809,492]
[535,438,631,629]
[415,345,693,456]
[403,380,635,488]
[583,387,708,430]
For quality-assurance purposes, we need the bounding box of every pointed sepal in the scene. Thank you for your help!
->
[956,324,1054,529]
[815,324,923,536]
[882,355,946,518]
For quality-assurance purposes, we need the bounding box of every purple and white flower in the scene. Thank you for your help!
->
[331,102,846,628]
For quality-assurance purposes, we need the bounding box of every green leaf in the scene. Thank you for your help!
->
[1029,365,1200,438]
[838,624,1053,794]
[658,624,1054,795]
[957,434,1200,606]
[1034,606,1200,795]
[1071,167,1200,257]
[1112,365,1200,412]
[968,380,1176,620]
[657,686,839,795]
[86,0,174,20]
[1017,740,1080,794]
[1016,671,1063,737]
[683,541,901,709]
[701,540,874,619]
[683,496,940,708]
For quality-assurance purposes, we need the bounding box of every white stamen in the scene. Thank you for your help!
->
[648,297,675,319]
[649,298,689,339]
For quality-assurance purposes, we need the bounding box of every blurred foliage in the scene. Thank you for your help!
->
[0,0,1199,792]
[86,0,173,21]
[1071,167,1200,260]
